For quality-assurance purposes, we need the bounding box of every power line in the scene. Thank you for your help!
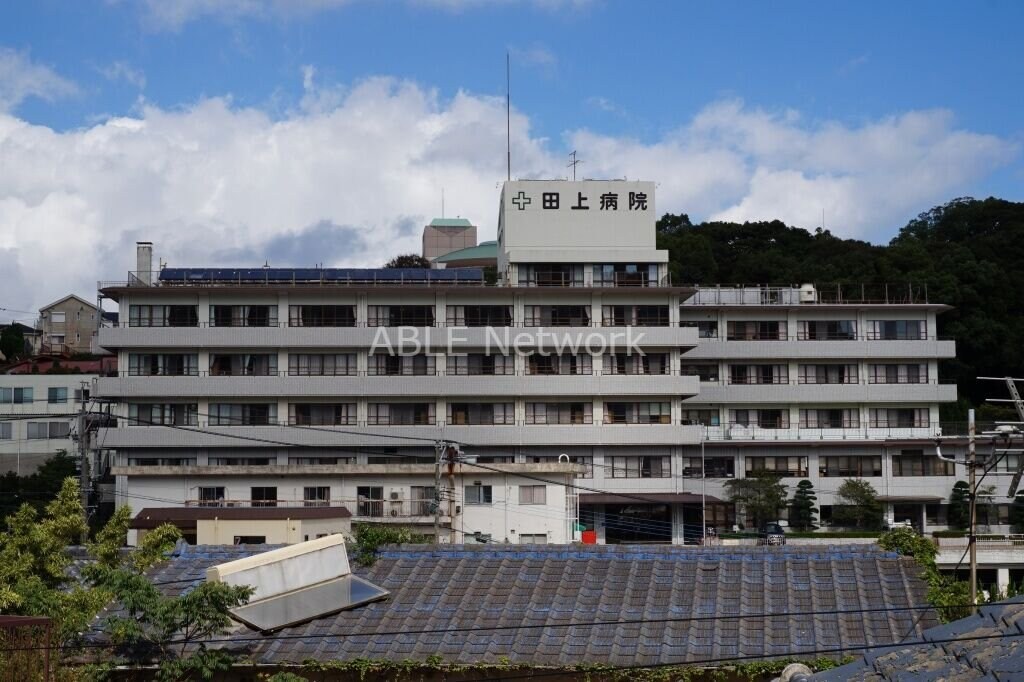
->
[0,601,962,654]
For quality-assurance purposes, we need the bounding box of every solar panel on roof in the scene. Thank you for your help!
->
[229,574,389,634]
[158,267,484,283]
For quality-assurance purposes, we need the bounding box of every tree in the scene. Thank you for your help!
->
[384,254,431,268]
[879,527,971,621]
[0,450,78,523]
[947,480,971,530]
[724,471,788,530]
[832,479,883,530]
[789,480,819,531]
[1010,495,1024,533]
[0,325,26,361]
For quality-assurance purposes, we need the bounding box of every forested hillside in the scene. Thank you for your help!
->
[656,197,1024,415]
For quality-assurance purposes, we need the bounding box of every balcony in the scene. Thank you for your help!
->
[94,371,700,399]
[699,422,949,442]
[682,337,956,360]
[99,422,706,450]
[690,382,957,404]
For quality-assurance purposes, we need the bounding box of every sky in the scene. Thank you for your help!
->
[0,0,1022,322]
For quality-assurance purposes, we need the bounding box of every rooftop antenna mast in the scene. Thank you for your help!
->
[506,51,511,182]
[567,150,583,181]
[441,188,445,219]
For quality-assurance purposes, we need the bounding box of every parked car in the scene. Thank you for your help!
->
[759,522,786,546]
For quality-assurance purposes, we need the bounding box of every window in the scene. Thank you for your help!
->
[0,423,11,440]
[209,354,278,376]
[208,403,277,426]
[367,403,435,426]
[288,305,355,327]
[209,457,271,466]
[819,456,882,477]
[0,387,32,404]
[27,422,48,440]
[519,263,584,287]
[798,364,859,384]
[128,353,199,376]
[197,487,226,507]
[464,485,493,505]
[867,320,926,340]
[523,305,590,327]
[128,403,198,426]
[893,450,954,476]
[519,534,548,544]
[48,387,68,404]
[519,485,547,505]
[50,335,65,346]
[681,409,720,426]
[730,409,790,429]
[797,320,857,340]
[447,354,514,376]
[447,403,514,425]
[726,321,786,340]
[868,408,929,428]
[603,353,669,376]
[525,402,592,425]
[745,456,808,477]
[593,263,658,287]
[682,457,735,478]
[799,409,860,429]
[367,305,434,327]
[48,422,70,438]
[868,364,928,384]
[601,305,669,326]
[609,456,671,478]
[251,487,278,507]
[368,354,435,376]
[528,353,593,376]
[680,320,718,338]
[410,486,436,516]
[210,305,277,327]
[729,364,789,385]
[681,364,719,382]
[289,353,356,376]
[446,305,512,327]
[50,312,66,323]
[304,487,330,507]
[128,305,198,327]
[233,536,266,545]
[604,402,672,424]
[289,403,356,426]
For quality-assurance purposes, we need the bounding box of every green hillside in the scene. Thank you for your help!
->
[657,197,1024,414]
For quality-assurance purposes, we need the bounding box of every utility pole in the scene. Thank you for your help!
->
[77,381,91,538]
[446,444,457,544]
[968,408,977,605]
[434,440,443,544]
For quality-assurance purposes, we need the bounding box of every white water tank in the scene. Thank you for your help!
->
[798,283,817,303]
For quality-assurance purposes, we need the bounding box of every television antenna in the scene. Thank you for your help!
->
[567,150,583,181]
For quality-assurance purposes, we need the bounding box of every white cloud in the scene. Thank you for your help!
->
[0,48,78,112]
[0,79,1014,320]
[99,61,147,89]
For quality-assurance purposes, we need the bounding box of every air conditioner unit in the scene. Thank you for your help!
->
[798,283,817,303]
[389,490,403,501]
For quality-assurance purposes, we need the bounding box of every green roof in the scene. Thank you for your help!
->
[428,218,474,228]
[434,240,498,263]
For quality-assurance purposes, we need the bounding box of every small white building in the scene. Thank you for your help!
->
[0,373,95,474]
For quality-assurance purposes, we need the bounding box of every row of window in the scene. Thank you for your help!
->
[517,263,660,288]
[683,363,930,385]
[124,402,933,428]
[192,484,548,510]
[0,421,71,440]
[0,386,85,404]
[125,304,930,338]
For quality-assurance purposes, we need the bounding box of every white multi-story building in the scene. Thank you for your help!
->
[0,374,94,474]
[95,179,966,545]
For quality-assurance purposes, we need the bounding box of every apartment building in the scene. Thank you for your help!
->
[95,179,964,545]
[0,373,94,474]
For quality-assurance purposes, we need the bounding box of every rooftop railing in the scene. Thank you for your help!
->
[684,283,932,306]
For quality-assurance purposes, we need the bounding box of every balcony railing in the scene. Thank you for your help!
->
[684,283,931,306]
[355,499,439,518]
[699,421,978,441]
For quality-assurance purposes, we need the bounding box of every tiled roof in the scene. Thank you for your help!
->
[139,543,939,668]
[812,596,1024,681]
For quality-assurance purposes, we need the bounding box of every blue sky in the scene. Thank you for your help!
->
[0,0,1022,318]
